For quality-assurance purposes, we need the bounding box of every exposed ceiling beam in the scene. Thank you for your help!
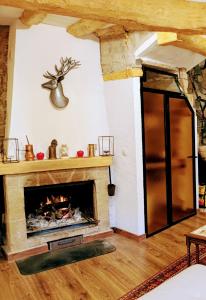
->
[157,32,178,45]
[2,0,206,34]
[158,32,206,56]
[68,22,151,40]
[67,19,108,37]
[20,10,47,26]
[96,25,127,40]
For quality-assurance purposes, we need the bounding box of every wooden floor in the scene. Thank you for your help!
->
[0,212,206,300]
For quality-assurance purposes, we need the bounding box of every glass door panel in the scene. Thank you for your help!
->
[169,98,195,222]
[143,92,168,234]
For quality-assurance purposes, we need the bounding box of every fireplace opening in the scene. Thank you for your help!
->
[24,180,96,237]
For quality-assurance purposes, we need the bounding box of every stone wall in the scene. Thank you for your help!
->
[0,26,9,139]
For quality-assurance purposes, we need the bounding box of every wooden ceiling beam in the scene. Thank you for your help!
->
[20,10,47,26]
[157,32,178,45]
[158,32,206,56]
[2,0,206,34]
[67,19,108,37]
[96,25,127,40]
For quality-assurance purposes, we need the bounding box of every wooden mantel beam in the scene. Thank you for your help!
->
[2,0,206,34]
[20,10,47,26]
[158,32,206,56]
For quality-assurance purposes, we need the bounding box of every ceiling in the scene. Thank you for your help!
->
[0,4,205,71]
[135,33,205,71]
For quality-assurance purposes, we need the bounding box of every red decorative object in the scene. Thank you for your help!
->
[77,150,84,157]
[36,152,44,160]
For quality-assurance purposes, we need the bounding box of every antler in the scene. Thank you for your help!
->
[55,57,81,79]
[43,71,56,80]
[43,57,81,81]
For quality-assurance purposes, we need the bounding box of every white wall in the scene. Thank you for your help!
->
[9,24,109,158]
[9,23,145,233]
[104,78,145,234]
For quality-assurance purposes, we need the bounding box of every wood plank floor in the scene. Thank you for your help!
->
[0,212,206,300]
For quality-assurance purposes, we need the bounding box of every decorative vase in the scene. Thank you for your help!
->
[88,144,96,157]
[25,144,35,161]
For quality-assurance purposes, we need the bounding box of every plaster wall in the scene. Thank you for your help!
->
[104,78,145,234]
[9,24,109,158]
[8,23,145,234]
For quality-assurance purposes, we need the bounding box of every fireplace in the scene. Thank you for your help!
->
[1,157,112,259]
[24,180,96,237]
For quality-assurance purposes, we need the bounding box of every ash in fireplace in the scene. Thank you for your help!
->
[27,207,86,232]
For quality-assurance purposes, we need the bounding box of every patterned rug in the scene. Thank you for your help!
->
[119,247,206,300]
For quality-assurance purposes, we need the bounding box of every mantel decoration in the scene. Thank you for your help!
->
[88,144,96,157]
[48,139,58,159]
[42,57,81,109]
[25,136,35,161]
[25,144,35,161]
[0,138,19,163]
[60,144,68,158]
[98,136,114,156]
[77,150,84,157]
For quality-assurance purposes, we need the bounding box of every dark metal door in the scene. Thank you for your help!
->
[142,89,196,236]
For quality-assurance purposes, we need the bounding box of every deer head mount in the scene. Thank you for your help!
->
[42,57,80,109]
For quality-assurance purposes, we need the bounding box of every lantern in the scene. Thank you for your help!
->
[98,136,114,156]
[0,138,19,163]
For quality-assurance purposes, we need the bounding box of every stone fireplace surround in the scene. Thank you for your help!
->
[1,157,112,259]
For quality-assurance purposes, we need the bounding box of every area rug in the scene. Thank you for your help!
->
[119,247,206,300]
[16,240,116,275]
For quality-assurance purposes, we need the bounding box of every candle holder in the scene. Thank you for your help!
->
[0,138,19,163]
[98,136,114,156]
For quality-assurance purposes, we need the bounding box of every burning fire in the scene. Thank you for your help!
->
[60,195,65,202]
[46,197,52,205]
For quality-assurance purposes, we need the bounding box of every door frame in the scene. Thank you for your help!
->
[140,67,196,237]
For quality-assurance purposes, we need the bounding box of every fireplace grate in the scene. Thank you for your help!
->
[27,221,94,238]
